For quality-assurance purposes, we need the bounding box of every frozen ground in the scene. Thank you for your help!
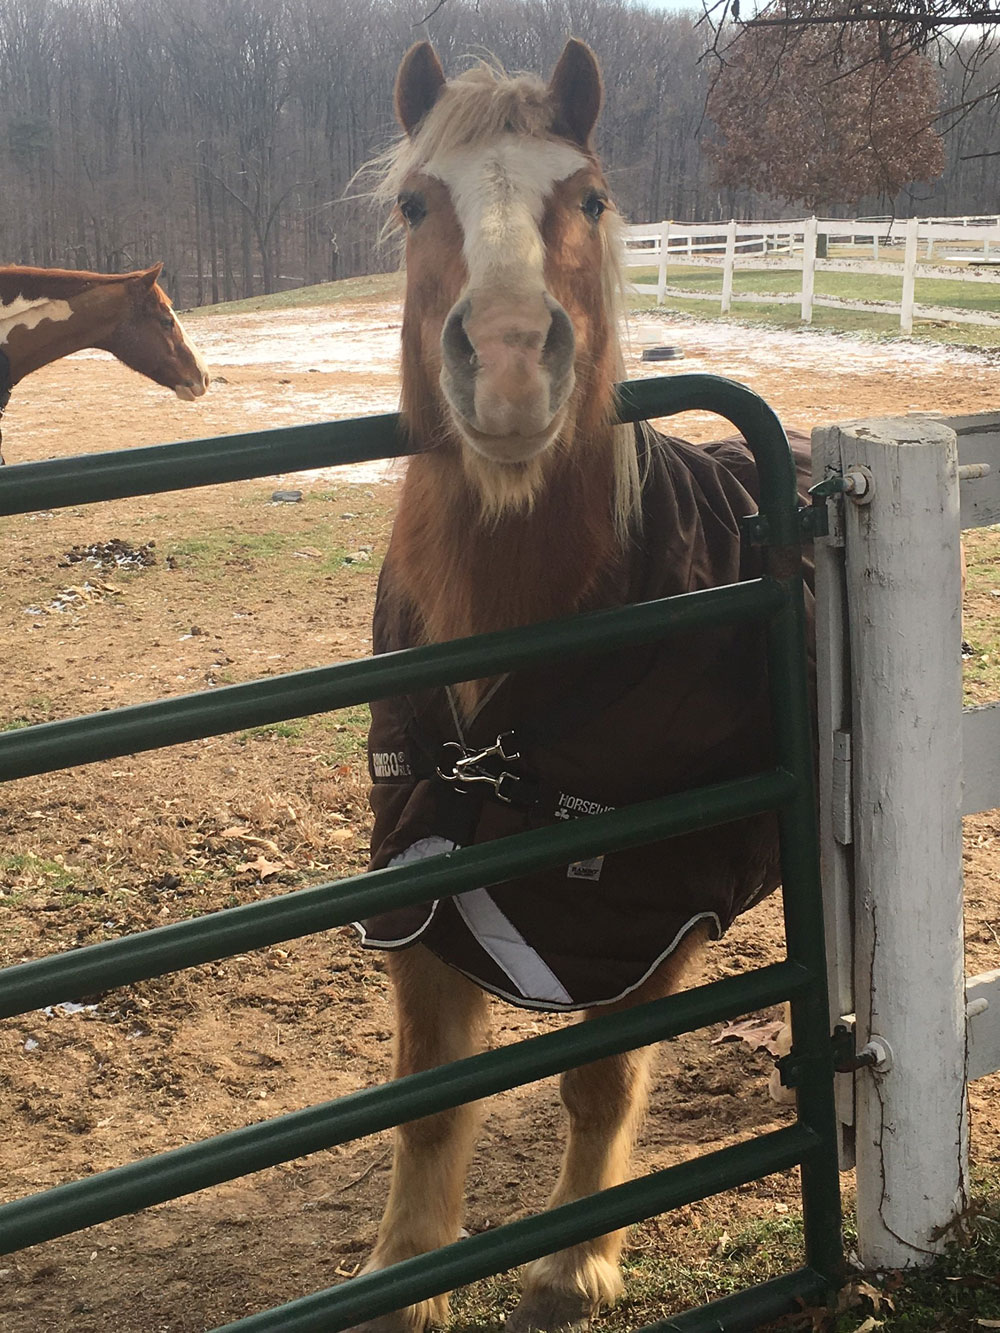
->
[47,292,1000,486]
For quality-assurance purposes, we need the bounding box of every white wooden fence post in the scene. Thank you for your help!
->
[721,219,736,314]
[657,219,671,306]
[837,418,969,1267]
[801,216,818,323]
[901,216,918,333]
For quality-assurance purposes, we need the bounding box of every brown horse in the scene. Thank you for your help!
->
[356,41,807,1332]
[0,263,209,460]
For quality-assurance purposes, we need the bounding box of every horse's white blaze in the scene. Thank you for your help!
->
[169,309,210,399]
[426,139,586,284]
[0,296,73,346]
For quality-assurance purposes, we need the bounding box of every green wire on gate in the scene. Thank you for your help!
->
[0,375,843,1333]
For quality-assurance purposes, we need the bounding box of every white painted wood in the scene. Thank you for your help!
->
[900,217,919,334]
[811,423,859,1164]
[831,731,853,844]
[967,970,1000,1080]
[912,303,1000,327]
[908,411,1000,527]
[720,220,736,314]
[625,217,1000,246]
[657,219,670,305]
[962,704,1000,816]
[801,217,818,323]
[837,418,968,1267]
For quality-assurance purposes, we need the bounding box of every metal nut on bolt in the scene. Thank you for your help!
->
[844,465,875,504]
[860,1035,893,1072]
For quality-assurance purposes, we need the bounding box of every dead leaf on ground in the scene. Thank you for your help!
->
[711,1016,786,1055]
[236,855,285,879]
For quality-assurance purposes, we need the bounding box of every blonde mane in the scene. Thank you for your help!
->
[373,64,557,211]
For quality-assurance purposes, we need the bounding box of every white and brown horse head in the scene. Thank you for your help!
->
[0,262,210,401]
[382,41,630,519]
[90,263,210,401]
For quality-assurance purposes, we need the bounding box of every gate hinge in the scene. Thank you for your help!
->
[798,498,828,540]
[739,502,828,547]
[740,513,770,545]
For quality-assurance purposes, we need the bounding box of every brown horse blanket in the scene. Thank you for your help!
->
[357,426,813,1011]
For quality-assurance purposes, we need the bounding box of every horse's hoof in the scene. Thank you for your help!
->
[505,1290,595,1332]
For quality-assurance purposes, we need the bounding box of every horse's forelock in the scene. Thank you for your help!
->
[374,65,559,210]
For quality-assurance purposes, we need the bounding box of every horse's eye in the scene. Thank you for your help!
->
[582,191,607,223]
[160,315,174,330]
[398,192,426,228]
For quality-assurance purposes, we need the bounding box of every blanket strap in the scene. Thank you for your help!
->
[375,726,617,825]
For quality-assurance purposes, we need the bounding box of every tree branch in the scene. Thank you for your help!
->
[746,10,1000,26]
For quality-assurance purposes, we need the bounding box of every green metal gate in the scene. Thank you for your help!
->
[0,373,841,1332]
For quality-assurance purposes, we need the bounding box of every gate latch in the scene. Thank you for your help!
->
[775,1023,882,1089]
[830,1023,878,1073]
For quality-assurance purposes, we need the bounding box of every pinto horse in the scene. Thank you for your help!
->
[355,41,811,1333]
[0,263,209,461]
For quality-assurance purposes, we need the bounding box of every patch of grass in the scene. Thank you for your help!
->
[632,261,1000,311]
[0,851,78,891]
[166,526,380,577]
[169,529,295,567]
[824,1202,1000,1333]
[237,720,309,744]
[183,271,404,318]
[962,525,1000,705]
[443,1198,1000,1332]
[2,695,54,731]
[444,1213,809,1331]
[321,703,371,764]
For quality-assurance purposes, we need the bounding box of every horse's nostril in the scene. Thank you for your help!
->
[442,301,475,370]
[542,301,574,365]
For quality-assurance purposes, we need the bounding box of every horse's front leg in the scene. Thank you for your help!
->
[508,924,710,1333]
[351,943,491,1333]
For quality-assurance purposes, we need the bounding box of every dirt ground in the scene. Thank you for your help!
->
[1,301,999,1332]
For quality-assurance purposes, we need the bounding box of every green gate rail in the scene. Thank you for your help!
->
[0,374,842,1332]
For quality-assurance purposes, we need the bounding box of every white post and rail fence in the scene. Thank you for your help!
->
[811,407,1000,1265]
[624,215,1000,332]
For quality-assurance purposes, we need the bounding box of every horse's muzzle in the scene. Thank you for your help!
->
[173,375,209,401]
[440,290,576,459]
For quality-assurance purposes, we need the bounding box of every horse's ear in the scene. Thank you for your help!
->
[395,42,446,136]
[548,39,603,148]
[136,263,164,291]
